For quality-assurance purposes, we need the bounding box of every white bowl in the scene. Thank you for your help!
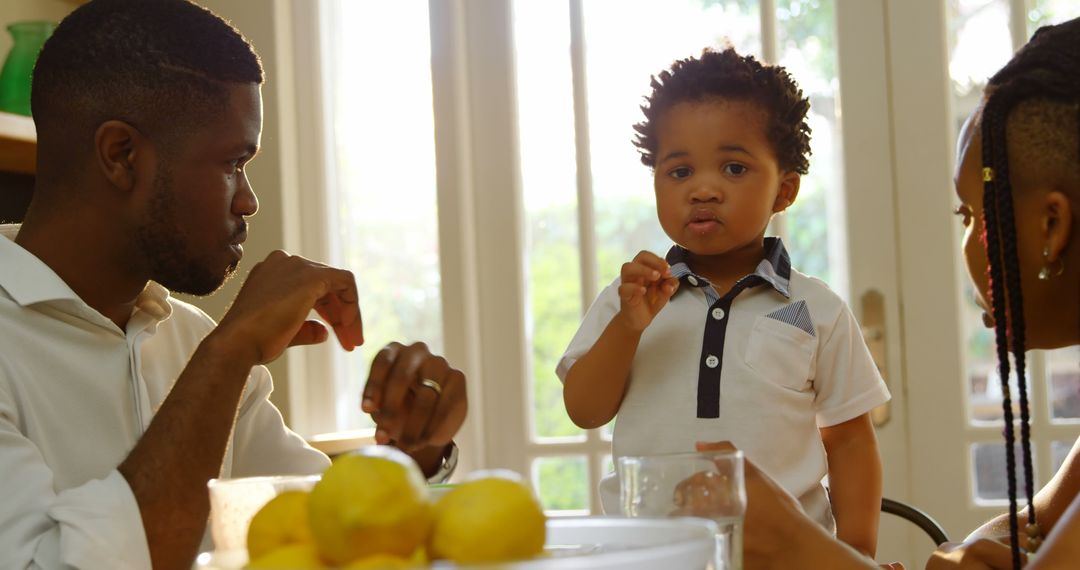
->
[196,516,716,569]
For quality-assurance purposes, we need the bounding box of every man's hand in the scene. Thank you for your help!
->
[926,539,1024,569]
[616,251,679,332]
[213,250,365,365]
[361,342,467,473]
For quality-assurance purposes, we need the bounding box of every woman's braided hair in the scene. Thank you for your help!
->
[980,17,1080,568]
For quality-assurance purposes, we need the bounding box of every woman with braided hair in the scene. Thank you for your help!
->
[926,14,1080,569]
[709,16,1080,570]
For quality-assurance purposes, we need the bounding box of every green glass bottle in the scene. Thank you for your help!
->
[0,21,57,116]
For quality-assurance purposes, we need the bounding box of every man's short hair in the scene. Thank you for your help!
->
[31,0,263,171]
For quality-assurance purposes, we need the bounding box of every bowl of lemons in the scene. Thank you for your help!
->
[200,446,715,570]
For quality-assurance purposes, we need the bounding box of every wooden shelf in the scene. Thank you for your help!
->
[0,111,35,175]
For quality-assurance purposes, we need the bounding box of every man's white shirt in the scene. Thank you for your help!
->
[0,225,330,569]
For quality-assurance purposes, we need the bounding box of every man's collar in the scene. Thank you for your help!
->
[0,224,173,324]
[664,237,792,298]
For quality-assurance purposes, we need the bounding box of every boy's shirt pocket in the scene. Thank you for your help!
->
[744,310,818,392]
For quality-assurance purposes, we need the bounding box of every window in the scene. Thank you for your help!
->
[315,0,444,432]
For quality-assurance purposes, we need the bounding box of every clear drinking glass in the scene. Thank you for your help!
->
[618,450,746,570]
[206,474,321,555]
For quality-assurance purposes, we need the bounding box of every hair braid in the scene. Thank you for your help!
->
[990,96,1037,532]
[980,16,1080,567]
[980,99,1023,570]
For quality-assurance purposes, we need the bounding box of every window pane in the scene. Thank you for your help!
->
[1048,348,1080,421]
[965,317,1024,424]
[949,0,1011,111]
[776,0,843,285]
[581,0,762,290]
[329,0,442,430]
[532,456,590,514]
[1028,0,1080,33]
[513,0,586,441]
[971,442,1034,504]
[1051,440,1075,474]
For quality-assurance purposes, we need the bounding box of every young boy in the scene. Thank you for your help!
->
[556,48,890,557]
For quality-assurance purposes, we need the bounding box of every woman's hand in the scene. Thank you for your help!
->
[695,441,807,568]
[696,441,886,570]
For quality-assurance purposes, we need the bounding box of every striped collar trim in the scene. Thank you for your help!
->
[665,237,792,299]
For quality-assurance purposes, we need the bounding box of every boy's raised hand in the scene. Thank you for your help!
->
[616,251,679,332]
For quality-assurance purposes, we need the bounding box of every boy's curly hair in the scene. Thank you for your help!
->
[633,47,812,174]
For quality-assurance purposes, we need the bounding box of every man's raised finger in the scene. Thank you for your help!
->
[312,269,364,350]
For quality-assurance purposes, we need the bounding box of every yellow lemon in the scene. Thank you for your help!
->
[428,472,546,563]
[246,490,314,560]
[308,446,432,565]
[246,542,325,568]
[343,552,419,569]
[343,544,426,569]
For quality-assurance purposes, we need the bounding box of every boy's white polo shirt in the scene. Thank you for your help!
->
[557,238,890,526]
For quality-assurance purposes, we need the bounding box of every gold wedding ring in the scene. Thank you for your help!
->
[418,378,443,397]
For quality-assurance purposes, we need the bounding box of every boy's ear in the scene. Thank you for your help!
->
[772,172,801,213]
[94,120,146,193]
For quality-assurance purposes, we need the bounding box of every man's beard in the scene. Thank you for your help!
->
[134,164,238,296]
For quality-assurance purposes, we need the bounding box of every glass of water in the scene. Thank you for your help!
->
[618,450,745,570]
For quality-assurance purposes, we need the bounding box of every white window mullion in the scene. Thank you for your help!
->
[1030,353,1049,485]
[760,0,787,241]
[834,1,915,561]
[428,0,488,476]
[569,0,598,315]
[1010,0,1029,49]
[887,0,984,539]
[281,0,344,437]
[760,0,778,63]
[525,441,612,456]
[452,0,531,478]
[567,0,605,514]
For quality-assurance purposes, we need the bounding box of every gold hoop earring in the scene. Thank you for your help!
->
[1038,246,1065,280]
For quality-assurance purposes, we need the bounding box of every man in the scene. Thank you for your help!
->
[0,1,467,568]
